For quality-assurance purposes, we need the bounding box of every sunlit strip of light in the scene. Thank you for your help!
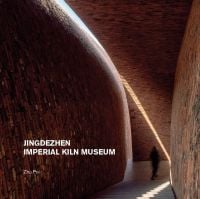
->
[136,181,170,199]
[121,76,171,163]
[55,0,103,49]
[55,0,121,77]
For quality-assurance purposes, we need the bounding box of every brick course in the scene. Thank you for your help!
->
[67,0,192,160]
[0,0,130,198]
[171,0,200,198]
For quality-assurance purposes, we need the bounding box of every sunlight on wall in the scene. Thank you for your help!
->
[55,0,103,49]
[136,181,170,199]
[121,76,171,163]
[54,0,133,161]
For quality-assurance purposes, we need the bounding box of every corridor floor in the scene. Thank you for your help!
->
[91,161,175,199]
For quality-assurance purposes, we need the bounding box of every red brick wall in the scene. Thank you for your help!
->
[67,0,192,160]
[171,0,200,198]
[0,0,130,198]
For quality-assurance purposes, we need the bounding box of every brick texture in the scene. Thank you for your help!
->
[171,0,200,198]
[0,0,130,198]
[67,0,192,160]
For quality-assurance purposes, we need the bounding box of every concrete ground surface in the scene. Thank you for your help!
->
[90,161,175,199]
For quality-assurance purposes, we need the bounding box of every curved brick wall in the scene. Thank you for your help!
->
[171,0,200,198]
[67,0,192,160]
[0,0,131,198]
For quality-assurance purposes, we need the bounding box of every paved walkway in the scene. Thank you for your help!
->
[91,161,175,199]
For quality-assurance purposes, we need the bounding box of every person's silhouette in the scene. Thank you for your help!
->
[150,146,160,180]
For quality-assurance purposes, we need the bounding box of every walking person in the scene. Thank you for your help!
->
[150,146,160,180]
